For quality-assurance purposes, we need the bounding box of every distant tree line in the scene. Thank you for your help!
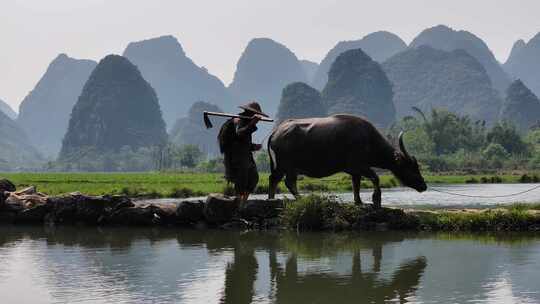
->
[390,108,539,172]
[49,106,540,173]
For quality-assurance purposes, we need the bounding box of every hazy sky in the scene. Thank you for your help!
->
[2,0,540,111]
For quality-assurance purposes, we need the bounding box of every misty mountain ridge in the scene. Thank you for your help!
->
[59,55,167,160]
[170,101,226,156]
[500,80,540,133]
[312,31,407,90]
[228,37,307,117]
[383,45,502,123]
[17,53,97,158]
[322,48,396,128]
[504,32,540,98]
[0,110,43,171]
[7,27,540,166]
[0,98,17,120]
[123,35,232,128]
[506,39,526,65]
[276,82,326,123]
[410,25,511,93]
[300,60,319,83]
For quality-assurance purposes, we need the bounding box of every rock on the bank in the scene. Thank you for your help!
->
[0,179,16,208]
[204,194,238,224]
[5,186,47,210]
[239,199,283,219]
[176,200,205,224]
[0,181,286,229]
[106,204,176,226]
[0,179,15,193]
[353,207,420,230]
[45,193,133,224]
[16,204,50,223]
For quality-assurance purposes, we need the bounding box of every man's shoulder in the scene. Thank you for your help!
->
[221,118,235,127]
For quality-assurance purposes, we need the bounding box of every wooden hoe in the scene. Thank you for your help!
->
[203,111,274,129]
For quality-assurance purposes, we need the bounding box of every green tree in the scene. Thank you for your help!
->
[410,108,485,155]
[196,157,224,173]
[428,109,466,154]
[176,145,204,169]
[482,143,510,168]
[486,121,529,155]
[525,129,540,152]
[390,116,435,156]
[483,143,510,160]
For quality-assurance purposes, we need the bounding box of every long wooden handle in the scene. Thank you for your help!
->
[203,111,274,122]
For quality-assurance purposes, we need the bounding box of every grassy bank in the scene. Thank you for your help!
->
[1,171,539,198]
[282,195,540,232]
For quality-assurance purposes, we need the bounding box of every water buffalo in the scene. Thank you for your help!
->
[267,114,427,207]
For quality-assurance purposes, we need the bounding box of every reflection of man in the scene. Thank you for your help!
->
[218,101,268,203]
[221,245,258,304]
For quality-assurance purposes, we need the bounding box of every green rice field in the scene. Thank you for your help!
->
[0,172,533,198]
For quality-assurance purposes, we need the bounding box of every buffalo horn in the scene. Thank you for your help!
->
[398,131,411,160]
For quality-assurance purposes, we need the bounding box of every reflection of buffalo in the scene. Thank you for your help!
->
[273,254,426,304]
[218,232,427,304]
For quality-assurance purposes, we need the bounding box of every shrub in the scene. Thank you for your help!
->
[282,195,360,231]
[519,174,540,183]
[482,143,510,166]
[118,186,162,198]
[465,177,478,184]
[487,121,529,155]
[480,176,502,183]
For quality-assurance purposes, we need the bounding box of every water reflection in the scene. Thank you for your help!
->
[268,234,426,304]
[0,227,538,303]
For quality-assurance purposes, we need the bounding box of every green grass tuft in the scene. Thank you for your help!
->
[282,195,361,231]
[415,209,540,231]
[281,195,540,232]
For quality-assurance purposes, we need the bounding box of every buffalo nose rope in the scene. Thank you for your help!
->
[429,184,540,198]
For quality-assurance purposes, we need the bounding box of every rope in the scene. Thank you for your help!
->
[429,184,540,198]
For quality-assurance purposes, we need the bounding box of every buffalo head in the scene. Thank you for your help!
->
[392,132,427,192]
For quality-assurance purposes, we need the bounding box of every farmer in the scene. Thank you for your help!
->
[218,101,268,203]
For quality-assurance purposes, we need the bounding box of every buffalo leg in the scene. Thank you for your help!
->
[268,171,284,199]
[285,173,300,199]
[351,174,363,205]
[364,169,381,208]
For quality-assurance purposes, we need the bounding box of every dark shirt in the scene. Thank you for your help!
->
[231,118,258,158]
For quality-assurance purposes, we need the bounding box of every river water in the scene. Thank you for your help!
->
[0,226,539,304]
[146,183,540,207]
